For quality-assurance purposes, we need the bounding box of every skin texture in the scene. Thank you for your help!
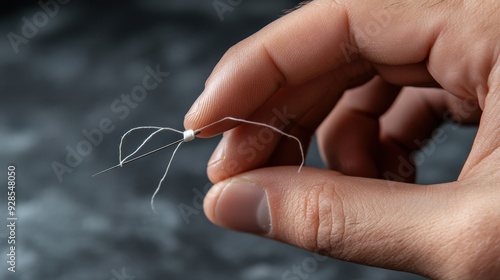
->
[184,0,500,279]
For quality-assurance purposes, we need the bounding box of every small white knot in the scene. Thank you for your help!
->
[183,129,195,142]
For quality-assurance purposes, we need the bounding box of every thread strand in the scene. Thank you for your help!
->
[119,126,183,165]
[151,141,184,214]
[117,116,305,214]
[195,117,305,172]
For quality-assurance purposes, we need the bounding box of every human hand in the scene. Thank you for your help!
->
[184,0,500,278]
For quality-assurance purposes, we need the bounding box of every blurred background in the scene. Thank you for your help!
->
[0,1,477,279]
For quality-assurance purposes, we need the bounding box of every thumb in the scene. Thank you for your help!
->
[203,166,461,277]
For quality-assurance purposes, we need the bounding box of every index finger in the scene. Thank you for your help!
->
[183,0,435,136]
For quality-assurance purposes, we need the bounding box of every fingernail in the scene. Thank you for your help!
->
[214,181,271,234]
[208,138,225,166]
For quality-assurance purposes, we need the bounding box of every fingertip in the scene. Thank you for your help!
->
[207,158,244,184]
[183,100,200,131]
[183,91,215,137]
[206,135,237,183]
[207,161,228,184]
[203,181,224,225]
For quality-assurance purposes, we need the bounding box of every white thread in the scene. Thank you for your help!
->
[195,117,305,172]
[183,129,195,142]
[119,126,183,166]
[119,117,304,214]
[150,140,183,214]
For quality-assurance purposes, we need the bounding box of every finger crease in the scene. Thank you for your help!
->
[260,41,288,87]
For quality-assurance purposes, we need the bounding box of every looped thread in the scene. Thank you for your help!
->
[119,117,304,214]
[119,126,183,167]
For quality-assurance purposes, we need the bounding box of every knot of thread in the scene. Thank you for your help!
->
[183,129,195,142]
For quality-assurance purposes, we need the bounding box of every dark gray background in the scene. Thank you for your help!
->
[0,1,477,279]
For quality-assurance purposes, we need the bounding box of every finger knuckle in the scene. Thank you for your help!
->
[295,183,348,257]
